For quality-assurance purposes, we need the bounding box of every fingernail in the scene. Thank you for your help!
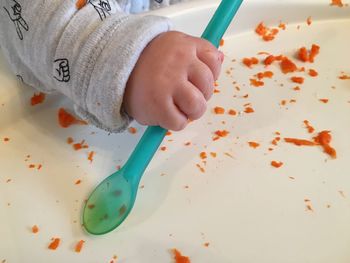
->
[219,51,224,63]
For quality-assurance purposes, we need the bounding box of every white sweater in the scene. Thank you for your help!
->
[0,0,185,132]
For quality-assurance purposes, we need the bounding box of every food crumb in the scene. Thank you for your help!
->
[128,127,137,134]
[203,242,210,247]
[172,248,191,263]
[271,161,283,168]
[31,225,39,234]
[319,99,329,103]
[291,76,304,84]
[75,240,85,253]
[330,0,345,7]
[88,151,95,163]
[248,141,260,149]
[75,179,82,185]
[304,199,314,212]
[214,106,225,114]
[306,16,312,25]
[30,92,46,106]
[76,0,87,9]
[242,57,259,68]
[48,238,61,250]
[58,108,87,128]
[3,137,10,142]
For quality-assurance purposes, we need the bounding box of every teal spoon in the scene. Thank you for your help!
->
[83,0,243,235]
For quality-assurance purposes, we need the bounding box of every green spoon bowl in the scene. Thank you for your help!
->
[83,0,243,235]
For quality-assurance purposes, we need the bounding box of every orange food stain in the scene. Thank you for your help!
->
[88,151,95,163]
[73,140,89,151]
[244,107,255,113]
[309,44,320,63]
[250,79,264,87]
[214,106,225,114]
[255,22,279,41]
[196,164,205,173]
[28,164,35,169]
[76,0,87,9]
[48,238,61,250]
[214,130,229,138]
[228,109,237,116]
[128,127,137,134]
[304,120,315,133]
[210,152,217,158]
[220,39,225,46]
[313,131,337,158]
[280,57,298,74]
[306,16,312,25]
[280,100,287,106]
[172,248,191,263]
[319,99,329,103]
[242,57,259,68]
[271,161,283,168]
[339,74,350,80]
[30,92,46,106]
[291,76,304,84]
[293,86,301,91]
[256,71,274,79]
[58,108,87,128]
[31,225,39,234]
[248,141,260,148]
[330,0,344,7]
[284,138,316,146]
[166,131,172,136]
[308,69,318,77]
[75,240,85,253]
[67,137,74,144]
[203,242,210,247]
[75,179,82,185]
[278,22,286,30]
[160,146,167,151]
[199,152,207,159]
[3,137,10,142]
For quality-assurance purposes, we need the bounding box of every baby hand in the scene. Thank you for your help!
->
[123,31,223,131]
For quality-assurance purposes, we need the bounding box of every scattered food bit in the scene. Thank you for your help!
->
[284,138,316,146]
[196,164,205,173]
[210,152,217,158]
[271,161,283,168]
[313,131,337,158]
[3,137,10,142]
[255,22,279,41]
[280,57,298,74]
[31,225,39,234]
[278,22,286,30]
[304,199,314,212]
[67,137,74,144]
[75,240,85,253]
[73,140,89,151]
[58,108,87,128]
[48,238,61,250]
[291,76,304,84]
[88,151,95,163]
[293,86,301,91]
[250,78,264,87]
[213,130,229,141]
[308,69,318,77]
[199,152,207,159]
[330,0,345,7]
[248,141,260,149]
[339,73,350,80]
[75,179,82,185]
[264,54,283,66]
[160,146,167,151]
[228,109,237,116]
[172,248,191,263]
[244,107,255,113]
[319,98,329,103]
[30,92,46,106]
[256,71,274,80]
[242,57,259,68]
[128,127,137,134]
[304,120,315,133]
[220,39,225,46]
[306,16,312,25]
[166,131,172,136]
[76,0,87,9]
[203,242,210,247]
[214,106,225,114]
[298,44,320,63]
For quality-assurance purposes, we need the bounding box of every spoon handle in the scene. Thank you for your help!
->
[124,0,243,182]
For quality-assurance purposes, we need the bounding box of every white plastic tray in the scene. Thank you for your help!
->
[1,1,350,262]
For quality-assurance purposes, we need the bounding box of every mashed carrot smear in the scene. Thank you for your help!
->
[284,138,316,146]
[291,76,304,84]
[242,57,259,68]
[330,0,344,7]
[30,92,46,106]
[58,108,87,128]
[172,249,190,263]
